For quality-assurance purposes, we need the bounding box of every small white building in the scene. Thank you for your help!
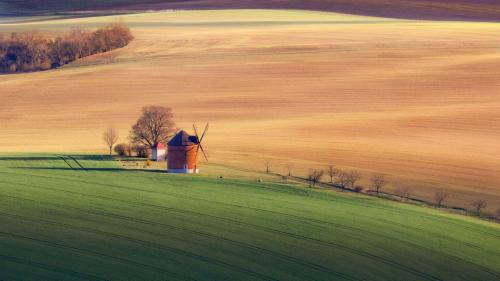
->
[151,143,167,161]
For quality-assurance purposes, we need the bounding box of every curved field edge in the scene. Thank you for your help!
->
[0,155,499,281]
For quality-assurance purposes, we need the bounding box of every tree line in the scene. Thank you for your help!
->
[266,162,497,219]
[0,22,133,73]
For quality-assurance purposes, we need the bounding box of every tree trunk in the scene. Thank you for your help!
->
[109,146,112,156]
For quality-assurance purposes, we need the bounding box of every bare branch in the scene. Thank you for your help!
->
[308,169,325,187]
[327,165,337,183]
[265,161,271,173]
[471,199,487,216]
[434,189,449,208]
[130,106,176,148]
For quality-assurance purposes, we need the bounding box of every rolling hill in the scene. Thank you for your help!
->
[2,0,500,21]
[0,154,499,280]
[1,10,500,213]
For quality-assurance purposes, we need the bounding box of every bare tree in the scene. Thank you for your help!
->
[395,186,411,201]
[471,199,487,216]
[308,169,324,187]
[130,106,176,148]
[265,161,271,173]
[434,189,449,208]
[336,171,350,190]
[371,174,387,195]
[287,164,293,177]
[346,170,362,190]
[103,128,118,156]
[327,165,337,183]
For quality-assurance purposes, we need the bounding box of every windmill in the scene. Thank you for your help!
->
[193,123,209,163]
[167,123,209,174]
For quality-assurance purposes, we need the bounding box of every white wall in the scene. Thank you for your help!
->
[152,148,167,161]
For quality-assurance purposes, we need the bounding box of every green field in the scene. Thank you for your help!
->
[0,155,499,281]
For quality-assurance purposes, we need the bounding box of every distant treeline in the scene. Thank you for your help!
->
[0,22,133,73]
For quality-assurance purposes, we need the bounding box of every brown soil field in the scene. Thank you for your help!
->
[1,10,500,212]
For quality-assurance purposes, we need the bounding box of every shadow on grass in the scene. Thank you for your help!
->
[11,167,166,173]
[0,155,147,162]
[0,156,61,161]
[0,155,112,161]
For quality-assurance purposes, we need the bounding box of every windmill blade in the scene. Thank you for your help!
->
[199,123,209,142]
[194,143,201,161]
[193,124,200,139]
[199,144,208,162]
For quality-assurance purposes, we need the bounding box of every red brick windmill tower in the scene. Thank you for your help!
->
[167,124,208,173]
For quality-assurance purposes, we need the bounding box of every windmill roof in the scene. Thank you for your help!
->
[168,130,199,146]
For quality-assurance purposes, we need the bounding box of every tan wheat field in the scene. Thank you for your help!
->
[1,10,500,211]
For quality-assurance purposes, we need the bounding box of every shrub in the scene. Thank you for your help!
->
[395,186,411,201]
[353,186,364,193]
[125,143,133,157]
[133,145,150,158]
[114,143,129,156]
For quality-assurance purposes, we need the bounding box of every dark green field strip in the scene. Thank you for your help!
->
[0,214,348,281]
[0,182,496,280]
[0,232,196,281]
[0,235,182,281]
[0,204,358,281]
[0,254,108,281]
[0,256,90,281]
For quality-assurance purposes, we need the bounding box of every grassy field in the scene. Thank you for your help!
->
[1,10,500,212]
[0,154,499,280]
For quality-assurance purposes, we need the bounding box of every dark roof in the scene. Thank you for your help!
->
[168,130,199,146]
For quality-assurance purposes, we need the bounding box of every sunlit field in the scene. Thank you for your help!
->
[1,10,500,211]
